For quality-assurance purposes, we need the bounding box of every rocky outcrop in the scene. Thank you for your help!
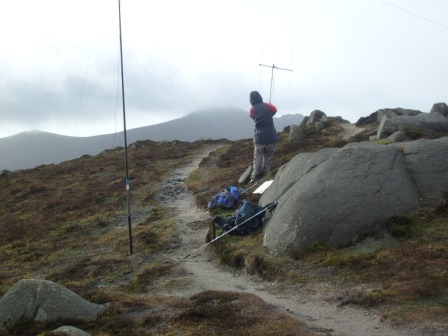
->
[377,108,422,121]
[355,103,448,139]
[260,137,448,256]
[290,110,349,143]
[377,111,448,139]
[0,279,107,331]
[305,110,327,126]
[356,107,422,125]
[430,102,448,117]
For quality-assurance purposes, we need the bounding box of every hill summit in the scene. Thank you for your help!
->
[0,108,302,170]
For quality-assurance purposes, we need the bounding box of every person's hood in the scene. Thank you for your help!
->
[250,91,263,105]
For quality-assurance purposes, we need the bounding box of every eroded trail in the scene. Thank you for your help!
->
[154,146,423,336]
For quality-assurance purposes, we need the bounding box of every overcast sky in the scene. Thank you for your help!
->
[0,0,447,138]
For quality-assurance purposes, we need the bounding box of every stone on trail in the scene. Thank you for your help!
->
[238,165,252,184]
[0,279,107,331]
[52,326,92,336]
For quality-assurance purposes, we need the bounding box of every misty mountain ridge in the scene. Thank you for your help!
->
[0,108,303,171]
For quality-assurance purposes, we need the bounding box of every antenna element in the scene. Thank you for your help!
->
[259,63,293,102]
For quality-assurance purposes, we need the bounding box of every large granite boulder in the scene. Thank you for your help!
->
[260,137,448,256]
[0,279,107,331]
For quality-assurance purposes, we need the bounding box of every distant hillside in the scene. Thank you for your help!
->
[0,108,302,170]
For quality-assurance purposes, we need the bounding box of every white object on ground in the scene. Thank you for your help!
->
[253,180,273,194]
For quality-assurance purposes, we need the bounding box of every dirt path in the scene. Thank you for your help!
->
[154,146,423,336]
[339,123,363,140]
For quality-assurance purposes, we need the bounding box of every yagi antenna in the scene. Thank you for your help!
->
[259,63,293,103]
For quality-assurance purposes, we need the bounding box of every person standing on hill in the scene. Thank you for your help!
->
[248,90,278,184]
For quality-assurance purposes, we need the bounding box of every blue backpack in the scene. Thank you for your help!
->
[207,186,241,209]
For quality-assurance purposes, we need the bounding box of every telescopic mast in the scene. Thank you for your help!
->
[118,0,133,255]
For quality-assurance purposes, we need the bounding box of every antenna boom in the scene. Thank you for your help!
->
[259,63,293,102]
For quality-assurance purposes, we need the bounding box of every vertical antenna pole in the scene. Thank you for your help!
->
[118,0,133,255]
[259,63,293,103]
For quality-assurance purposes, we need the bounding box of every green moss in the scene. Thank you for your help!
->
[377,138,392,145]
[404,127,426,140]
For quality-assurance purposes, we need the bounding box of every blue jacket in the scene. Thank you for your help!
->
[249,91,278,145]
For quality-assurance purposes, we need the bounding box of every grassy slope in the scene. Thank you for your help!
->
[0,121,446,335]
[0,139,314,336]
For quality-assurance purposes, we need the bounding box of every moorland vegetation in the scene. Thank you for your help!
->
[0,119,446,335]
